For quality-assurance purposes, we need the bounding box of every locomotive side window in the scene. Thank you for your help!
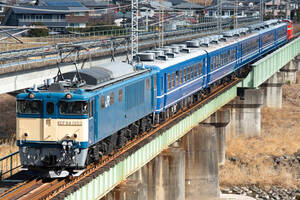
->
[89,101,93,118]
[17,100,42,114]
[146,79,150,90]
[119,89,123,101]
[46,102,54,115]
[110,92,114,105]
[101,96,105,108]
[59,101,88,115]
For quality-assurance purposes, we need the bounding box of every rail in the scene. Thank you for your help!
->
[0,151,21,180]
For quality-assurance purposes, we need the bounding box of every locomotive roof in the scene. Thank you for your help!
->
[62,62,136,86]
[141,23,286,70]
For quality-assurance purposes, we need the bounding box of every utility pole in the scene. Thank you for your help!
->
[218,0,222,32]
[158,0,164,48]
[131,0,138,60]
[272,0,275,17]
[234,0,238,29]
[260,0,264,22]
[285,0,290,19]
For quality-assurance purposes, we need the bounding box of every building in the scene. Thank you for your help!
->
[2,0,89,31]
[205,0,257,18]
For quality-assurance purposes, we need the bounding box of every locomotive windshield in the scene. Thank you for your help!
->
[17,100,42,114]
[59,101,88,115]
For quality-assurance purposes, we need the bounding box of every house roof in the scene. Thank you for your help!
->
[81,0,109,7]
[165,0,187,6]
[11,6,69,14]
[40,0,89,10]
[173,2,204,9]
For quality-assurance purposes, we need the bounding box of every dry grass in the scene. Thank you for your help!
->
[219,71,300,189]
[0,94,16,144]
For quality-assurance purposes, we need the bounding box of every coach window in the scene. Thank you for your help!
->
[161,77,163,90]
[180,70,183,84]
[187,67,190,80]
[184,68,186,82]
[89,101,93,118]
[110,92,114,105]
[46,102,54,115]
[101,96,105,109]
[200,61,203,74]
[172,72,175,88]
[176,71,179,86]
[191,65,194,79]
[119,89,122,102]
[167,74,171,90]
[154,76,157,90]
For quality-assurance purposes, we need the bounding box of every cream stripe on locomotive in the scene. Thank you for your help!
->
[16,118,88,142]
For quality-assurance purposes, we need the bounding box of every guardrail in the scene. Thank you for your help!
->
[0,151,21,179]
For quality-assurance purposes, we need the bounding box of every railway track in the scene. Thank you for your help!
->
[0,77,240,200]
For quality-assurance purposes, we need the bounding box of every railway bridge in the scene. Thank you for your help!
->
[0,37,299,200]
[60,38,300,200]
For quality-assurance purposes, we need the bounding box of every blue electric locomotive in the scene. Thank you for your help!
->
[16,20,288,176]
[17,62,157,175]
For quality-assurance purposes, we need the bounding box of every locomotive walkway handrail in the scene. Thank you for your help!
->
[0,151,21,179]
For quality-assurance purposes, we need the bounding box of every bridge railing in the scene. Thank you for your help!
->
[0,151,21,180]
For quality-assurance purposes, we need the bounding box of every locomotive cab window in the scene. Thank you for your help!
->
[59,101,88,115]
[46,102,54,115]
[17,100,42,114]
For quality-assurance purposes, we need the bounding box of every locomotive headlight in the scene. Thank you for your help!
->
[29,93,35,99]
[65,93,72,99]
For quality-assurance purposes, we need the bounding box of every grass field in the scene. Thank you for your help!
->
[220,71,300,189]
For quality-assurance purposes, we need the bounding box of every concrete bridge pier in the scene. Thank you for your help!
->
[280,60,297,84]
[259,72,284,108]
[183,124,220,200]
[103,144,186,200]
[102,179,147,200]
[203,109,230,166]
[225,89,263,139]
[143,145,185,200]
[294,55,300,72]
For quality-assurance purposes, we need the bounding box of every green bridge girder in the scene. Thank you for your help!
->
[64,38,300,200]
